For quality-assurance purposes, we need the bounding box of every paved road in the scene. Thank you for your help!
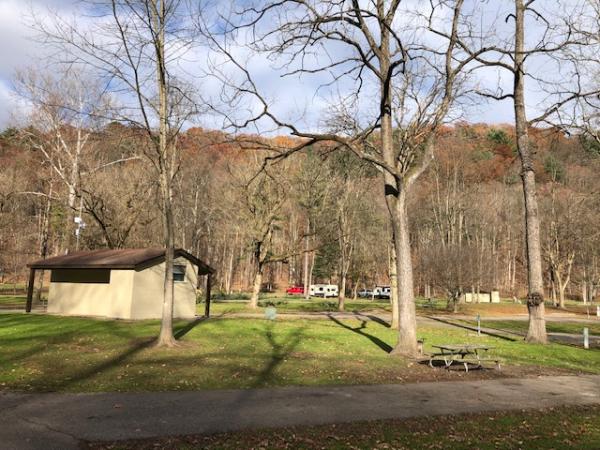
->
[1,375,599,449]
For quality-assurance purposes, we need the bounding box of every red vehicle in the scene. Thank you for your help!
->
[286,285,304,295]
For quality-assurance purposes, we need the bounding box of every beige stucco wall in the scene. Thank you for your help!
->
[47,269,135,318]
[130,257,198,320]
[47,257,199,320]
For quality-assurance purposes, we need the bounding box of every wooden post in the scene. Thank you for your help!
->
[205,273,212,318]
[26,268,35,313]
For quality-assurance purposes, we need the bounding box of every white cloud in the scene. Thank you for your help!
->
[1,0,597,132]
[0,0,81,129]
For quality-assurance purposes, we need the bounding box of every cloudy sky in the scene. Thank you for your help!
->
[0,0,75,127]
[0,0,573,132]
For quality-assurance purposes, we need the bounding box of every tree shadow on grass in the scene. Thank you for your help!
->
[253,321,306,387]
[426,316,518,342]
[21,318,208,392]
[224,321,307,425]
[24,336,156,392]
[351,311,391,328]
[327,314,393,353]
[174,317,207,340]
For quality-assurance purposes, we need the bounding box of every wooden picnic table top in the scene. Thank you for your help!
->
[432,344,495,352]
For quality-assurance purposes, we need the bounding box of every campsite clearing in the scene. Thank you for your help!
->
[1,314,598,393]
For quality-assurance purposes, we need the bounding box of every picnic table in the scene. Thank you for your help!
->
[429,344,501,372]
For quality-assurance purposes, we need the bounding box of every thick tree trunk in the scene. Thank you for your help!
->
[380,59,418,355]
[514,0,547,344]
[390,187,418,356]
[157,191,177,347]
[250,268,262,309]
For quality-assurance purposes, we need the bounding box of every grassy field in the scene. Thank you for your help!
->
[8,289,592,317]
[205,296,526,316]
[1,314,599,393]
[0,283,26,291]
[462,319,600,336]
[208,295,594,316]
[0,295,26,307]
[87,405,600,450]
[205,298,392,315]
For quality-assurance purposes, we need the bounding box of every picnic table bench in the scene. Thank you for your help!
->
[429,344,502,372]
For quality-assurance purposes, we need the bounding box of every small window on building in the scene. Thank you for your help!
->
[173,264,186,282]
[51,269,111,284]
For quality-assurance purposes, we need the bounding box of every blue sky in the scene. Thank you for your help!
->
[0,0,581,132]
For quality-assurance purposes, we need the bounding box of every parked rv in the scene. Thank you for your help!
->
[309,284,339,298]
[373,285,391,299]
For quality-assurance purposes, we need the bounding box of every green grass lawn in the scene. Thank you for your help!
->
[87,405,600,450]
[0,295,26,307]
[205,296,536,316]
[0,283,26,291]
[1,314,599,393]
[463,319,600,336]
[205,298,392,315]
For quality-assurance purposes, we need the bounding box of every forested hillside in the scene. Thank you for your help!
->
[1,123,598,305]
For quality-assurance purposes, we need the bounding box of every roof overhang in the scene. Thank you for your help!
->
[28,248,215,275]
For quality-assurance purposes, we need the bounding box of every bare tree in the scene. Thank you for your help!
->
[230,156,289,308]
[203,0,483,356]
[36,0,201,346]
[327,152,371,311]
[293,152,331,301]
[445,0,600,342]
[14,68,112,252]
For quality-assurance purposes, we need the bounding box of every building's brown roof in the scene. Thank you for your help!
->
[28,248,214,274]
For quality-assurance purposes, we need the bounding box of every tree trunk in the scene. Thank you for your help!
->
[34,187,52,307]
[225,235,235,295]
[379,42,418,354]
[390,187,418,356]
[157,189,177,346]
[155,0,177,348]
[389,237,399,329]
[250,267,262,309]
[582,269,588,304]
[558,282,566,309]
[338,274,346,311]
[514,0,547,343]
[64,183,77,253]
[303,218,311,300]
[558,256,574,309]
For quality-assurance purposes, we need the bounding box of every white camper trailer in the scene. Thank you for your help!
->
[372,285,391,299]
[309,284,339,298]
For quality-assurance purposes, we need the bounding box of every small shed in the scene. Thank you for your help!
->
[26,248,214,320]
